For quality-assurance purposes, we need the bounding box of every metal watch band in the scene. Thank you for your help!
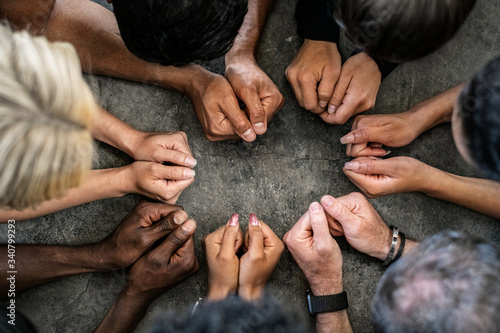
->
[307,290,348,315]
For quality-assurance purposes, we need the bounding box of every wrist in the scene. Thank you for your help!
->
[238,284,265,301]
[206,285,237,301]
[113,165,136,197]
[225,51,257,69]
[310,276,343,296]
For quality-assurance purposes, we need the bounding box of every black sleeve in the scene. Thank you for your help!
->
[351,48,399,80]
[295,0,339,44]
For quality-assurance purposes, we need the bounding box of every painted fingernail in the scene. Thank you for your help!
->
[185,156,197,168]
[229,213,239,226]
[383,151,392,156]
[249,213,259,226]
[184,169,196,178]
[182,219,196,232]
[310,202,322,212]
[319,100,328,108]
[344,161,360,170]
[322,196,334,208]
[340,134,354,144]
[328,104,337,114]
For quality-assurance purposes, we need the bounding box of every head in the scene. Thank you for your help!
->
[112,0,248,67]
[335,0,477,63]
[148,295,309,333]
[452,56,500,181]
[372,231,500,333]
[0,23,96,210]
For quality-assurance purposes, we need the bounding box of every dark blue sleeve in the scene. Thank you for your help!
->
[295,0,339,44]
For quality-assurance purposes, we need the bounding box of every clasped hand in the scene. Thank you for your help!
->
[202,213,284,301]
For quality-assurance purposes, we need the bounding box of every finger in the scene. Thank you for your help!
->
[246,213,264,255]
[132,201,184,227]
[242,92,267,135]
[221,95,256,142]
[155,164,196,180]
[342,168,375,198]
[298,76,321,113]
[151,210,189,237]
[158,219,197,257]
[286,74,304,108]
[308,202,332,244]
[155,149,197,168]
[327,71,350,115]
[343,157,395,175]
[323,93,361,125]
[220,213,242,256]
[340,127,390,145]
[320,195,359,230]
[349,145,388,157]
[317,68,338,110]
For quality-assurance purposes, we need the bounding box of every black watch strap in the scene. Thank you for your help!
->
[307,290,348,316]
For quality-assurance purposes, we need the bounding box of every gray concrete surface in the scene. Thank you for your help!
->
[1,0,500,332]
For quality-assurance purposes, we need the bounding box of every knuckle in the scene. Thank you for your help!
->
[233,119,250,133]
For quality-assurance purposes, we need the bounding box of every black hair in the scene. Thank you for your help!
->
[112,0,248,67]
[457,56,500,181]
[148,295,310,333]
[372,231,500,333]
[335,0,477,63]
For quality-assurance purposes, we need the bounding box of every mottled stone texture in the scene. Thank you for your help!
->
[1,0,499,332]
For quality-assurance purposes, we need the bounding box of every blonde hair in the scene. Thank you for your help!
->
[0,23,97,210]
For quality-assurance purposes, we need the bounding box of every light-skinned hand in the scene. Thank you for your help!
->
[284,202,343,295]
[343,156,430,197]
[128,131,197,168]
[238,214,284,300]
[286,39,342,114]
[202,213,243,301]
[320,52,381,125]
[321,193,392,261]
[125,161,195,204]
[340,112,420,157]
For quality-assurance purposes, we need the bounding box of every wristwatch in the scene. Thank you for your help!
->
[306,290,348,316]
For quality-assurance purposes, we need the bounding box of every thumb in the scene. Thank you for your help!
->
[308,202,332,245]
[340,127,387,145]
[343,157,394,175]
[321,195,359,232]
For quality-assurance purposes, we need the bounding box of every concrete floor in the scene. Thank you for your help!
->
[1,0,500,332]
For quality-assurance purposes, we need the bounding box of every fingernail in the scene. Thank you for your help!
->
[310,202,322,212]
[383,151,392,156]
[340,134,354,144]
[319,100,327,108]
[249,213,259,226]
[185,156,197,168]
[184,169,196,178]
[322,196,334,208]
[328,105,336,114]
[173,214,182,225]
[344,161,360,170]
[243,128,256,141]
[254,122,264,128]
[182,219,196,232]
[229,213,239,226]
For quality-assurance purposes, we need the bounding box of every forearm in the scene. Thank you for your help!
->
[0,168,129,222]
[43,0,201,94]
[409,84,464,136]
[422,167,500,219]
[0,243,110,295]
[226,0,274,62]
[95,287,152,333]
[92,106,140,156]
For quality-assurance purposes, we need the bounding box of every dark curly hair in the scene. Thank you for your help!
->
[112,0,248,67]
[456,56,500,181]
[335,0,477,63]
[148,295,310,333]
